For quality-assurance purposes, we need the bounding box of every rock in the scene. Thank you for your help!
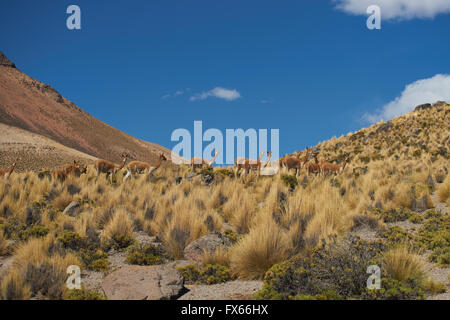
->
[101,265,184,300]
[63,201,81,216]
[0,52,16,68]
[414,103,432,111]
[178,280,263,300]
[184,233,231,265]
[411,196,429,212]
[133,231,160,248]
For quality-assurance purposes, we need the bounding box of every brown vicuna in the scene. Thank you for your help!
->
[0,160,16,179]
[62,160,80,174]
[190,150,219,171]
[234,150,268,177]
[94,154,128,182]
[305,152,322,176]
[280,148,311,176]
[124,153,167,181]
[321,156,349,179]
[52,165,87,182]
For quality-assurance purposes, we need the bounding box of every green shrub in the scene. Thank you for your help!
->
[57,231,87,250]
[223,229,239,244]
[177,264,201,284]
[104,235,136,250]
[409,213,423,224]
[177,264,233,285]
[65,288,106,300]
[370,208,412,223]
[255,236,384,300]
[18,225,50,241]
[79,249,110,272]
[126,244,163,266]
[200,264,234,285]
[362,278,426,300]
[380,226,415,248]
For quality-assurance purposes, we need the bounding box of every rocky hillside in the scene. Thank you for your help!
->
[292,101,449,171]
[0,51,172,168]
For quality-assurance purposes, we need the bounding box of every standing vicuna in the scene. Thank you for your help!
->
[279,148,311,176]
[190,150,219,171]
[124,153,167,181]
[0,160,16,179]
[234,150,270,177]
[321,156,349,179]
[94,154,128,182]
[305,152,322,176]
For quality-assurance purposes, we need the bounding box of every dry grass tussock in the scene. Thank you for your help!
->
[0,104,448,299]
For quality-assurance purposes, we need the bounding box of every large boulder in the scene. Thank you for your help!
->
[101,265,184,300]
[184,233,231,265]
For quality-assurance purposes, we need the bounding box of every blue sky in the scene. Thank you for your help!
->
[1,0,449,158]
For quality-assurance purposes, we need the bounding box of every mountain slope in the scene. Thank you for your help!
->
[0,122,96,172]
[0,51,172,167]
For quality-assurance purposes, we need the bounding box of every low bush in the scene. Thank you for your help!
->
[125,244,164,266]
[65,288,106,300]
[177,263,234,285]
[255,236,384,300]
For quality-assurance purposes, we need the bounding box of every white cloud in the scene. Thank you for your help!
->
[161,88,190,100]
[190,87,241,102]
[364,74,450,123]
[334,0,450,20]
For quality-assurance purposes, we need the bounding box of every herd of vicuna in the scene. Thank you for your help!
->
[0,148,348,182]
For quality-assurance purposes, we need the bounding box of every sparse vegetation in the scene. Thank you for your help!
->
[177,263,234,285]
[0,104,449,299]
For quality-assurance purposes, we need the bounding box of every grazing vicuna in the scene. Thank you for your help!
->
[52,165,87,182]
[234,150,268,177]
[94,154,128,182]
[190,150,219,171]
[124,153,167,181]
[62,160,80,174]
[0,160,16,179]
[280,148,311,176]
